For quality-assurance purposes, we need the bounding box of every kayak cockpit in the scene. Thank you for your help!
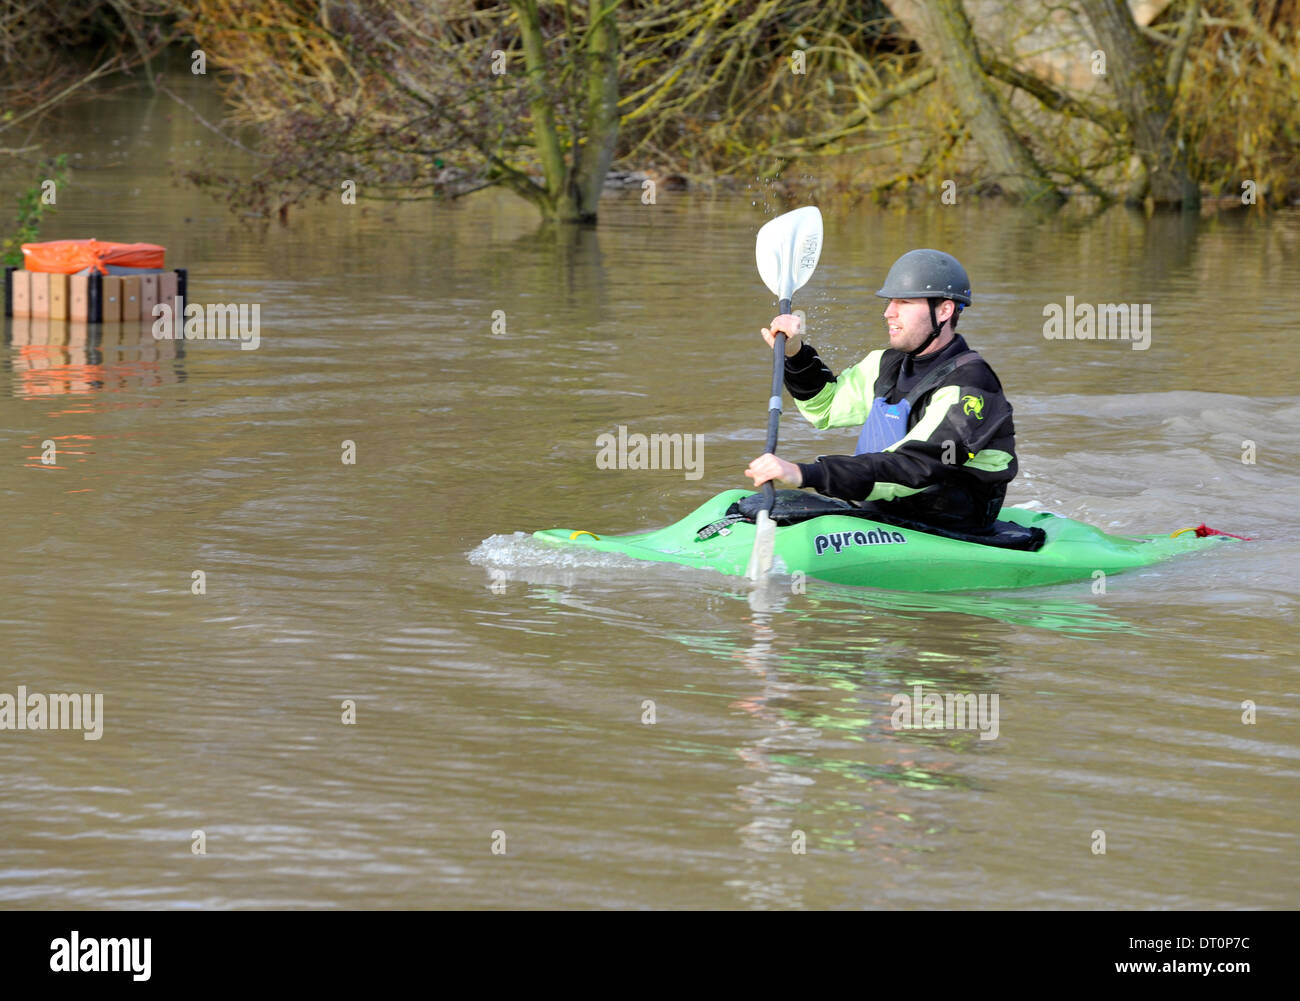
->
[695,489,1047,552]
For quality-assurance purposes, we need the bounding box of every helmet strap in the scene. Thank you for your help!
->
[908,298,945,357]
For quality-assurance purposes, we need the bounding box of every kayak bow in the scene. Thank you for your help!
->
[534,490,1232,593]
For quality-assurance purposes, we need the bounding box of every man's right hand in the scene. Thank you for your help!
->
[761,313,803,357]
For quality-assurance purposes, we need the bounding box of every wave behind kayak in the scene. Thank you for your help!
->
[470,531,648,572]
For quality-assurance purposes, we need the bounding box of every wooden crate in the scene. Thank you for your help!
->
[140,273,159,323]
[11,269,31,317]
[48,273,68,320]
[100,275,122,322]
[69,274,89,322]
[30,272,49,319]
[121,276,141,321]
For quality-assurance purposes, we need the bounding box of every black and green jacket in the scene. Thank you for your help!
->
[785,334,1018,521]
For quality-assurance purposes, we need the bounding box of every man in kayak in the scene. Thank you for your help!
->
[743,249,1017,533]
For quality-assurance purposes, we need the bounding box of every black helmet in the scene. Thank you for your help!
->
[875,249,972,306]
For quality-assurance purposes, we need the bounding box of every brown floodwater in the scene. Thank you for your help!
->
[1,72,1296,909]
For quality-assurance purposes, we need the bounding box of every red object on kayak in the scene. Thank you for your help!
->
[1171,523,1255,541]
[21,239,166,274]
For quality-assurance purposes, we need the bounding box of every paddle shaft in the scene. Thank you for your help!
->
[760,296,793,511]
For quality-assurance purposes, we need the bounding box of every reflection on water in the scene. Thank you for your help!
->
[479,541,1139,637]
[719,601,988,908]
[488,556,1081,907]
[5,317,185,397]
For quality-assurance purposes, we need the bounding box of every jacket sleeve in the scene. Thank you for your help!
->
[785,345,884,430]
[798,379,1015,504]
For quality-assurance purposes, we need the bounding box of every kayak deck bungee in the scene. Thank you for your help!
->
[534,489,1233,592]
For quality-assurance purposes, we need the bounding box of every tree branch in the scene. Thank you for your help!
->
[0,56,123,138]
[1165,0,1199,93]
[982,56,1125,133]
[785,67,937,154]
[156,82,269,157]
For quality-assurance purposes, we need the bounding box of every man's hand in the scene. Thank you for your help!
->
[761,313,803,357]
[745,453,803,487]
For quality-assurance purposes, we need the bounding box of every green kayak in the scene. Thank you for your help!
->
[534,489,1233,592]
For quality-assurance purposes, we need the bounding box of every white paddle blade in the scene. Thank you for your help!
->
[755,206,823,303]
[745,509,777,580]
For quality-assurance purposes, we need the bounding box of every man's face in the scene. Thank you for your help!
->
[883,297,952,353]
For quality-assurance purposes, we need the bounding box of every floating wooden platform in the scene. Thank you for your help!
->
[4,267,187,324]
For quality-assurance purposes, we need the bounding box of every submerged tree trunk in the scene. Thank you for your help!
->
[511,0,621,223]
[886,0,1065,206]
[512,0,569,218]
[1079,0,1200,208]
[573,1,621,221]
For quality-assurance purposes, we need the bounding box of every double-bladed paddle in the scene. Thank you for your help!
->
[745,206,823,580]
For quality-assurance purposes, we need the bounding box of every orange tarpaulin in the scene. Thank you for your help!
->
[22,239,165,275]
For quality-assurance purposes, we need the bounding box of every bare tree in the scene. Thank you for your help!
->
[884,0,1065,205]
[514,0,620,222]
[146,0,1296,213]
[1078,0,1199,207]
[172,0,622,224]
